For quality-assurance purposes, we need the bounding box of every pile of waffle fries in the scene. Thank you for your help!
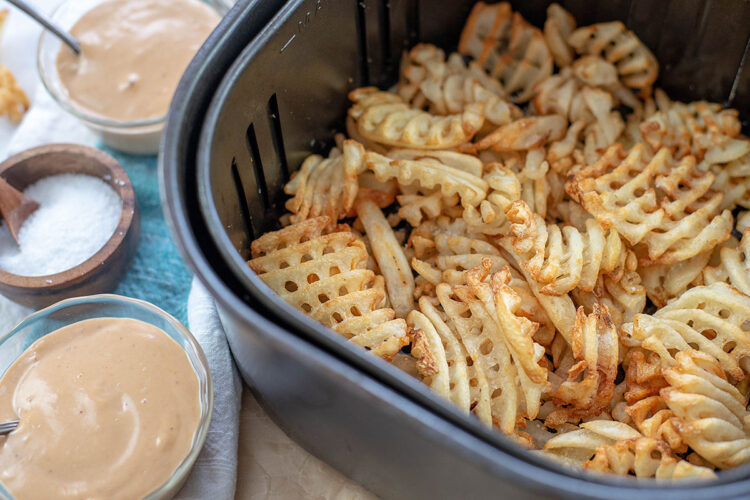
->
[248,2,750,480]
[0,10,29,123]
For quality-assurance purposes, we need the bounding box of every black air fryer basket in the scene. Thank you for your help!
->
[161,0,750,498]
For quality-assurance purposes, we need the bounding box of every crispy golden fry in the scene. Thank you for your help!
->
[0,65,29,124]
[568,21,658,92]
[543,420,642,464]
[479,150,552,219]
[471,114,567,152]
[639,251,712,308]
[710,145,750,210]
[533,70,625,166]
[250,216,329,257]
[639,98,750,211]
[348,87,484,150]
[0,10,29,123]
[639,97,743,161]
[410,232,556,344]
[462,162,521,235]
[567,144,733,265]
[571,272,646,329]
[622,350,685,453]
[408,313,446,381]
[356,198,415,318]
[543,3,576,67]
[399,43,522,126]
[389,148,484,176]
[505,200,635,295]
[249,218,408,359]
[546,305,618,426]
[623,283,750,381]
[284,139,365,226]
[662,350,750,469]
[366,149,488,207]
[397,184,459,227]
[425,261,547,434]
[498,241,578,344]
[702,230,750,295]
[458,2,553,102]
[585,437,716,478]
[410,304,472,411]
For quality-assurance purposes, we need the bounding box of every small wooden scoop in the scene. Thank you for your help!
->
[0,176,39,244]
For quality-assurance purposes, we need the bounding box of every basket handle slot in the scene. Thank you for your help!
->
[267,93,290,183]
[406,0,420,47]
[355,0,370,85]
[377,0,393,78]
[246,123,270,209]
[230,157,255,241]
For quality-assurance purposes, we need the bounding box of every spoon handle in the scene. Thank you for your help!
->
[0,420,19,436]
[6,0,81,55]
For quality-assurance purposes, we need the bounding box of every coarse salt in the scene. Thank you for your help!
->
[0,174,122,276]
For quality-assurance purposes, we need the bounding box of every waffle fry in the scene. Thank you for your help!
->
[249,219,408,358]
[504,200,634,295]
[458,2,553,102]
[621,349,686,453]
[543,420,642,464]
[408,311,448,383]
[703,230,750,295]
[639,98,744,161]
[571,272,646,329]
[366,149,488,207]
[284,140,365,226]
[471,114,567,152]
[356,199,414,317]
[543,3,576,68]
[546,305,618,426]
[567,21,658,92]
[410,304,472,410]
[348,87,484,150]
[425,261,548,434]
[462,162,521,235]
[567,144,733,265]
[662,350,750,469]
[639,251,712,308]
[498,241,578,343]
[624,283,750,381]
[585,437,715,478]
[399,44,522,126]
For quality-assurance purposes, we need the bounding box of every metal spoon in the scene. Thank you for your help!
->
[6,0,81,55]
[0,420,19,436]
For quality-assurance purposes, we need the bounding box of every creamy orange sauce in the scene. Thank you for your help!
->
[56,0,220,122]
[0,318,201,500]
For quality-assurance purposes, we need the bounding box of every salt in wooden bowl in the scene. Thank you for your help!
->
[0,144,140,309]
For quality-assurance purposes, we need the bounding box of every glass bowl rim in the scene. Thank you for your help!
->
[36,0,221,129]
[0,293,214,500]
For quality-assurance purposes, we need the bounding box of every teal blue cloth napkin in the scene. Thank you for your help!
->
[102,147,192,324]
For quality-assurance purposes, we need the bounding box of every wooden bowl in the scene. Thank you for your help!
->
[0,144,140,309]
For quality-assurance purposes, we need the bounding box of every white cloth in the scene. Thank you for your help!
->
[0,6,243,498]
[182,279,243,499]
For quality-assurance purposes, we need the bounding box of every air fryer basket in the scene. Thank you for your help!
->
[163,0,750,498]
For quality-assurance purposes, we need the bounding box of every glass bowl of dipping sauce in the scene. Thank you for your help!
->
[0,295,212,500]
[37,0,221,155]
